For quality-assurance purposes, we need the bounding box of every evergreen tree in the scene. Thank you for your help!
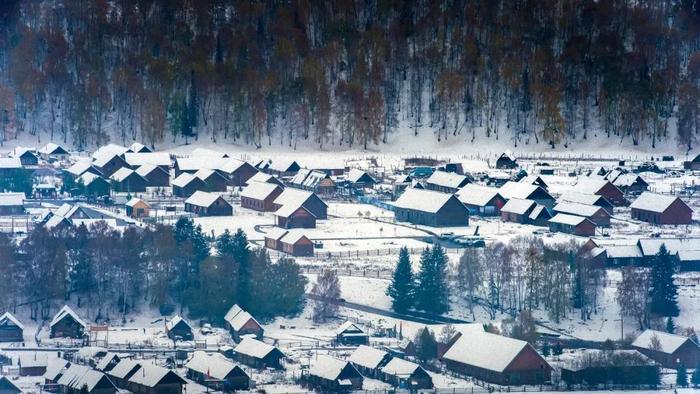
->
[386,247,415,312]
[541,342,550,357]
[415,246,450,314]
[666,317,676,334]
[415,327,438,362]
[231,229,251,308]
[691,362,700,387]
[649,244,679,317]
[677,363,688,387]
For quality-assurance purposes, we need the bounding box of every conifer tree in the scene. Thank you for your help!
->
[677,363,688,387]
[415,327,438,362]
[386,246,415,312]
[650,244,679,317]
[691,362,700,387]
[667,317,676,334]
[415,245,450,314]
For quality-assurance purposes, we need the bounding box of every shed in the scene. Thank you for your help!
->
[19,354,48,376]
[441,331,552,385]
[241,182,283,212]
[549,214,596,236]
[224,305,264,341]
[380,357,433,389]
[425,171,471,193]
[0,312,23,342]
[496,151,517,169]
[307,355,363,392]
[335,321,369,346]
[393,188,469,227]
[185,351,249,391]
[171,173,207,198]
[184,191,233,216]
[631,330,700,368]
[500,198,537,224]
[630,192,693,225]
[456,184,506,216]
[348,345,392,378]
[125,198,150,219]
[233,338,286,369]
[50,306,86,339]
[165,315,193,341]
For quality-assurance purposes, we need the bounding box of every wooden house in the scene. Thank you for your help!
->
[76,173,110,198]
[135,165,170,187]
[0,193,25,215]
[50,306,86,339]
[264,229,314,256]
[39,143,69,161]
[393,188,469,227]
[528,204,552,226]
[630,192,693,225]
[258,159,301,177]
[558,192,614,214]
[335,321,369,346]
[456,184,506,216]
[549,214,596,236]
[553,201,611,227]
[128,142,152,153]
[380,358,433,389]
[125,198,150,219]
[0,312,23,342]
[496,151,517,169]
[560,349,658,387]
[106,360,141,389]
[184,191,232,216]
[194,169,228,192]
[64,161,103,185]
[0,158,22,178]
[93,153,130,178]
[500,198,537,224]
[233,338,286,369]
[274,204,316,229]
[215,159,258,188]
[632,330,700,368]
[684,153,700,170]
[43,359,71,387]
[611,173,649,195]
[348,346,392,378]
[224,305,264,341]
[572,177,626,206]
[307,355,363,392]
[241,182,283,211]
[519,175,549,191]
[126,363,186,394]
[123,153,170,172]
[425,171,470,193]
[13,148,39,166]
[95,353,125,373]
[185,351,250,391]
[442,331,552,385]
[0,376,21,394]
[346,169,377,190]
[56,364,117,394]
[171,173,206,198]
[272,188,328,219]
[19,354,48,376]
[499,181,555,209]
[245,172,284,187]
[165,315,193,341]
[109,168,147,193]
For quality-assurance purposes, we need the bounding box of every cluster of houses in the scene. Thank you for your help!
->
[579,237,700,270]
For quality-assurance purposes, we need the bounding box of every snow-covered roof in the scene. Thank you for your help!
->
[107,359,141,379]
[234,338,283,359]
[92,144,128,160]
[442,331,534,373]
[194,168,221,181]
[498,181,543,200]
[247,172,278,184]
[264,228,288,241]
[426,171,468,189]
[335,321,365,336]
[128,363,185,387]
[380,357,422,377]
[637,238,700,256]
[309,355,355,380]
[348,345,389,370]
[528,205,550,221]
[613,173,646,187]
[347,168,375,184]
[549,213,591,226]
[456,184,501,207]
[630,192,686,213]
[66,160,97,176]
[0,192,24,207]
[39,142,68,155]
[0,312,24,330]
[135,164,163,177]
[95,352,121,371]
[572,177,615,194]
[126,198,148,208]
[519,175,548,189]
[57,364,113,392]
[128,142,149,153]
[241,181,281,200]
[44,359,70,381]
[224,304,243,324]
[216,158,247,174]
[186,351,244,380]
[279,231,310,245]
[394,188,457,213]
[274,200,314,218]
[273,188,320,208]
[171,172,197,187]
[50,305,87,328]
[0,157,22,169]
[605,245,643,259]
[632,330,693,354]
[109,167,135,182]
[267,158,299,173]
[553,202,605,218]
[165,315,191,332]
[185,191,223,208]
[45,215,72,229]
[227,310,259,331]
[19,353,48,368]
[190,148,228,158]
[558,191,610,207]
[500,198,536,215]
[11,147,37,158]
[679,250,700,262]
[124,152,171,167]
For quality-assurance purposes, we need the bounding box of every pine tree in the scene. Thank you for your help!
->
[415,327,438,362]
[667,317,676,333]
[677,363,688,387]
[415,246,450,314]
[541,342,550,357]
[415,247,434,311]
[649,244,679,317]
[431,245,450,314]
[231,229,251,308]
[386,247,415,312]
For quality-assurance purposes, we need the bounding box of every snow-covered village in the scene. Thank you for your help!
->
[2,1,700,393]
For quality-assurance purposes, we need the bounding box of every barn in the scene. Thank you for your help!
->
[496,151,517,169]
[184,191,233,216]
[39,143,69,161]
[126,363,186,394]
[194,169,228,192]
[630,192,693,225]
[272,188,328,219]
[348,346,392,378]
[498,181,555,209]
[456,184,506,216]
[165,315,193,340]
[558,191,614,214]
[274,204,317,229]
[13,148,39,166]
[93,152,130,178]
[632,330,700,368]
[185,351,250,391]
[393,188,469,227]
[0,312,23,342]
[572,177,626,206]
[500,198,537,224]
[233,338,286,369]
[425,171,471,193]
[335,321,369,346]
[307,355,363,391]
[171,173,207,198]
[553,201,611,227]
[135,165,170,187]
[241,182,283,211]
[224,305,264,341]
[109,168,147,193]
[380,357,433,389]
[560,349,658,387]
[442,331,552,385]
[50,305,87,339]
[549,214,596,236]
[56,364,117,394]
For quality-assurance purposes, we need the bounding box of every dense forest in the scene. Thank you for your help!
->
[0,0,699,150]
